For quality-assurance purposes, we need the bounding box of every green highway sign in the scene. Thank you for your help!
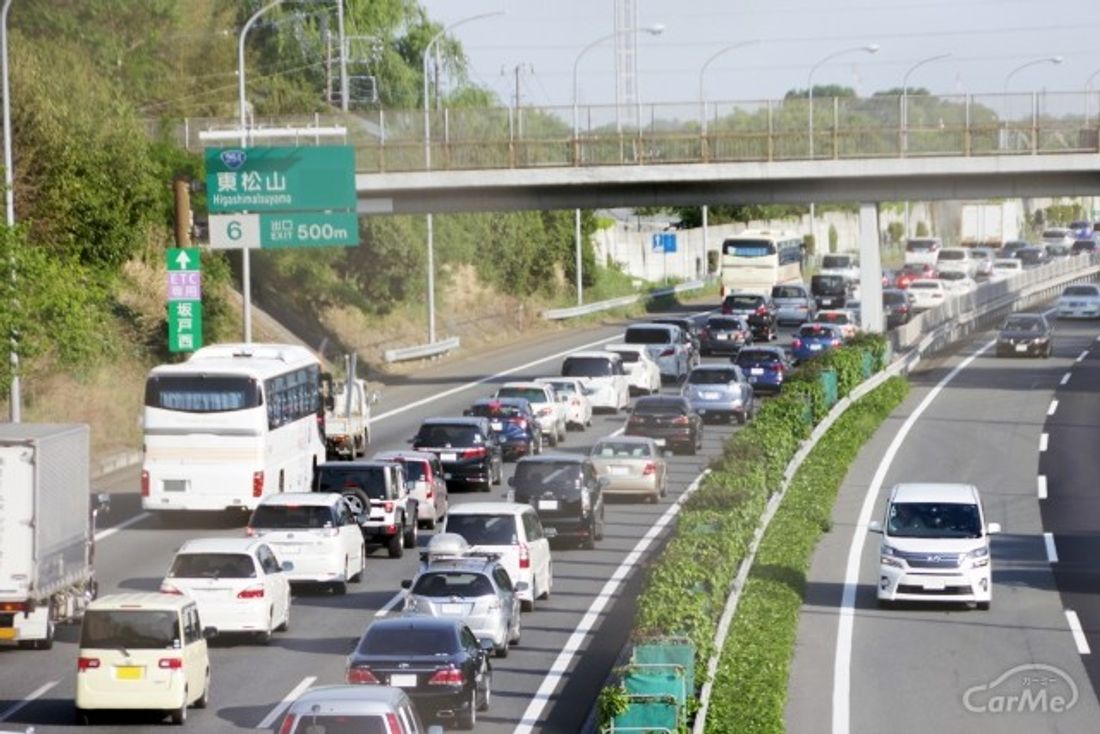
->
[209,213,359,249]
[205,146,356,214]
[166,248,202,353]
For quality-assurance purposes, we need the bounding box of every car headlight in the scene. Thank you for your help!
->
[967,546,990,568]
[581,488,592,514]
[880,544,905,568]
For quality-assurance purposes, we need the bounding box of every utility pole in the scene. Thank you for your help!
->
[323,24,333,105]
[173,178,191,248]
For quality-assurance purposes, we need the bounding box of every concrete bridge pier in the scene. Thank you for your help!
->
[858,201,885,334]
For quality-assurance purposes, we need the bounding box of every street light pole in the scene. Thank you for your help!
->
[573,23,664,305]
[2,0,17,421]
[336,0,348,112]
[421,11,504,344]
[1003,55,1063,93]
[1083,67,1100,127]
[237,0,287,345]
[806,43,878,248]
[900,53,949,237]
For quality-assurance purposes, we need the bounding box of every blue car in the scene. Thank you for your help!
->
[463,397,543,461]
[733,346,791,395]
[791,323,843,364]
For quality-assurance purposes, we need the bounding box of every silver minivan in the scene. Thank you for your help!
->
[623,324,689,383]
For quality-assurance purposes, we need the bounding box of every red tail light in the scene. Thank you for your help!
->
[237,585,264,599]
[158,658,183,670]
[792,338,802,348]
[346,667,380,684]
[660,348,675,357]
[643,462,657,476]
[252,471,264,498]
[755,305,767,315]
[429,667,465,686]
[518,542,531,569]
[422,463,433,482]
[0,602,25,613]
[426,486,434,499]
[141,470,150,497]
[384,712,402,734]
[768,362,785,372]
[383,501,394,513]
[831,339,842,347]
[77,657,100,672]
[278,714,297,734]
[461,447,487,459]
[159,583,183,595]
[671,415,690,425]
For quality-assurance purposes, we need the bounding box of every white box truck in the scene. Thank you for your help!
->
[0,424,106,649]
[960,202,1021,247]
[322,354,379,460]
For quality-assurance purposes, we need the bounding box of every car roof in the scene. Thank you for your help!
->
[256,492,340,508]
[288,685,411,713]
[177,537,265,554]
[499,381,548,389]
[368,616,462,634]
[318,459,402,469]
[605,343,645,352]
[87,592,193,612]
[418,557,499,574]
[418,417,488,427]
[739,346,785,355]
[516,453,586,466]
[626,323,678,332]
[472,396,530,407]
[593,434,657,445]
[691,363,738,371]
[889,483,979,504]
[447,501,532,516]
[908,279,942,287]
[372,450,438,463]
[567,351,622,361]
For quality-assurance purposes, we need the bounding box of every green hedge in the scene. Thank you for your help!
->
[703,377,908,733]
[597,333,890,729]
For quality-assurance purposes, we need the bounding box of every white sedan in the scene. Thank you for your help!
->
[535,377,593,429]
[990,258,1023,280]
[604,343,662,396]
[906,279,949,310]
[937,271,977,294]
[160,538,291,643]
[1057,284,1100,319]
[813,310,859,339]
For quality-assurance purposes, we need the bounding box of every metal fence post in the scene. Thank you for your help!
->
[379,109,385,172]
[444,107,450,169]
[508,106,515,168]
[964,94,971,156]
[767,99,774,161]
[832,96,840,159]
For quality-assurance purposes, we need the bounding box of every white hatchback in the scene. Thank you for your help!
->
[991,258,1023,280]
[442,502,553,612]
[160,538,291,643]
[534,377,593,430]
[604,343,662,396]
[246,493,366,592]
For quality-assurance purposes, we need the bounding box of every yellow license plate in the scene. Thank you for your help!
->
[116,666,143,680]
[0,628,15,640]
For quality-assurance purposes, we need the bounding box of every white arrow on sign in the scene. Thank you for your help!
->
[175,251,191,269]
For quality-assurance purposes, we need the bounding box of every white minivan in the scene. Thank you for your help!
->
[560,351,631,412]
[869,483,1000,610]
[75,593,214,725]
[442,502,553,612]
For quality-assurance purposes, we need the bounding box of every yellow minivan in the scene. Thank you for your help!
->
[75,592,214,725]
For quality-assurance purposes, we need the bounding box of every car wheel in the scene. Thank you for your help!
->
[194,669,211,709]
[495,639,509,658]
[256,613,274,644]
[457,687,477,730]
[737,409,747,426]
[582,528,596,550]
[547,431,558,448]
[510,615,522,645]
[276,600,290,632]
[595,509,605,540]
[75,708,94,726]
[170,691,188,725]
[403,517,418,549]
[493,463,503,486]
[339,487,371,518]
[387,532,404,559]
[976,601,991,611]
[479,670,492,711]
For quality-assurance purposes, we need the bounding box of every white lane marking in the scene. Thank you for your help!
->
[1040,433,1049,452]
[1038,475,1048,500]
[1061,372,1072,386]
[0,679,59,722]
[1066,611,1091,655]
[256,676,317,729]
[371,309,714,424]
[1077,350,1089,363]
[375,591,405,618]
[1048,400,1059,416]
[1044,532,1059,563]
[94,511,151,542]
[832,339,993,734]
[513,470,710,734]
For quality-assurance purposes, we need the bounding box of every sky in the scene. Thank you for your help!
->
[419,0,1099,109]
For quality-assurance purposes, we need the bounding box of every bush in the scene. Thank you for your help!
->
[886,221,904,244]
[915,221,930,237]
[828,224,839,253]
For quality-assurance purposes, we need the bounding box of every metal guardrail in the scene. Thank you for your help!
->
[543,280,708,320]
[383,336,460,363]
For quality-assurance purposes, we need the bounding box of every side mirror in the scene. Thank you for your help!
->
[280,560,295,572]
[507,476,515,488]
[478,638,495,653]
[544,527,559,539]
[406,437,416,444]
[867,520,883,534]
[514,581,529,593]
[987,522,1002,535]
[400,579,412,589]
[203,626,218,641]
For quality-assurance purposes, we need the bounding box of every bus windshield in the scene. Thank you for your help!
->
[144,375,261,413]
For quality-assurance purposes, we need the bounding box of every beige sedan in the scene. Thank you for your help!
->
[589,435,667,503]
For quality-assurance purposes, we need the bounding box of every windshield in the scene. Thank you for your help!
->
[593,440,653,458]
[817,312,850,323]
[821,255,852,268]
[799,325,837,338]
[445,514,518,545]
[633,399,687,416]
[624,327,673,344]
[1064,286,1099,297]
[722,239,775,257]
[542,381,576,395]
[688,369,737,384]
[81,610,179,649]
[513,462,583,498]
[906,239,939,251]
[939,271,966,280]
[412,572,495,598]
[724,295,764,309]
[315,466,389,498]
[811,276,845,293]
[250,505,334,530]
[736,350,780,365]
[1042,229,1068,239]
[706,317,745,330]
[168,552,257,578]
[144,375,261,413]
[886,501,982,539]
[469,402,526,420]
[562,357,613,377]
[496,387,547,404]
[883,292,907,305]
[360,625,458,656]
[415,425,481,447]
[938,250,965,261]
[1003,317,1042,332]
[611,350,640,363]
[772,286,806,299]
[908,282,938,290]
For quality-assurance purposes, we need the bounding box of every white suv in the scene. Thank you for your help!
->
[494,381,567,446]
[869,483,1000,610]
[442,502,553,612]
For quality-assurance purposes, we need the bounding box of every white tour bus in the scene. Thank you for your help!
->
[141,343,327,515]
[719,231,804,296]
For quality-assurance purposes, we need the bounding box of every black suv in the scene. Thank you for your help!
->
[508,455,606,549]
[810,274,849,309]
[412,417,503,492]
[721,293,778,341]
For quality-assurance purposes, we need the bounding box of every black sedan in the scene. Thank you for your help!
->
[995,313,1053,358]
[624,395,703,455]
[346,616,493,730]
[463,397,542,461]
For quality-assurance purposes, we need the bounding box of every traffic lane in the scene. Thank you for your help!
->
[0,367,734,732]
[786,318,1100,734]
[847,323,1099,733]
[1041,329,1100,707]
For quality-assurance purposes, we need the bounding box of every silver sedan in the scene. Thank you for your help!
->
[589,436,667,503]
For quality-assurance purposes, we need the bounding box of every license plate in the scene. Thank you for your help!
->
[750,368,764,376]
[609,466,629,476]
[441,452,458,462]
[810,344,822,351]
[702,391,720,400]
[1015,344,1028,352]
[116,666,143,680]
[716,333,729,340]
[538,499,559,511]
[922,580,947,591]
[654,438,667,447]
[443,473,453,480]
[390,674,417,688]
[490,421,503,431]
[163,479,187,493]
[0,628,15,640]
[441,603,465,615]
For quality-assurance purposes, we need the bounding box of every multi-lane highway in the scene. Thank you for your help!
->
[787,308,1100,732]
[0,303,782,734]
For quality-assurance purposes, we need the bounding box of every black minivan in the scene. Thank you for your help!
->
[508,455,606,549]
[811,274,849,309]
[412,417,503,491]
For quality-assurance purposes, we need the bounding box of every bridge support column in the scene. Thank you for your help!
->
[858,201,885,334]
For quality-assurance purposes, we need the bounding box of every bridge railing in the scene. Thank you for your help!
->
[162,90,1100,173]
